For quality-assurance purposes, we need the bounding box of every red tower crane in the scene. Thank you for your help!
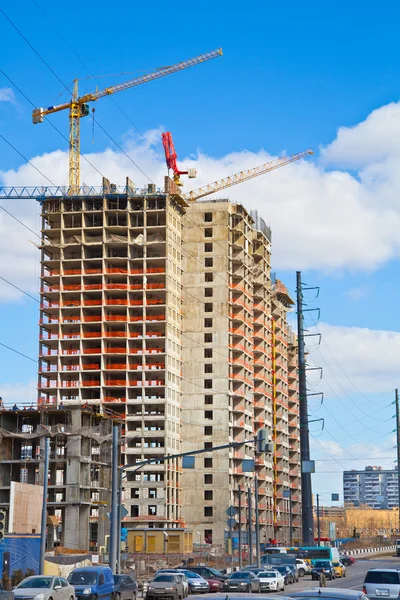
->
[162,132,197,186]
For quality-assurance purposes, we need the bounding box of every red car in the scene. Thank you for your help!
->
[205,579,222,592]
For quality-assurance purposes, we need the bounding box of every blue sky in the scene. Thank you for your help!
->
[1,0,400,500]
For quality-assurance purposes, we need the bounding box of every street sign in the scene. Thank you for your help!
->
[242,459,255,472]
[227,517,237,529]
[182,456,195,469]
[121,506,129,519]
[226,506,237,517]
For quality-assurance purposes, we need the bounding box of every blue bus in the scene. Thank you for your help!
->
[262,546,339,565]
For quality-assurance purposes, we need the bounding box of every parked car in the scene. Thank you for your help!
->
[176,570,209,594]
[363,568,400,599]
[222,571,260,593]
[113,575,138,600]
[287,564,299,583]
[185,567,227,582]
[311,560,336,581]
[68,566,114,600]
[204,579,222,593]
[146,574,185,600]
[156,571,189,597]
[340,555,355,567]
[241,567,265,575]
[275,565,294,585]
[14,576,75,600]
[257,570,285,592]
[296,559,310,577]
[333,562,347,578]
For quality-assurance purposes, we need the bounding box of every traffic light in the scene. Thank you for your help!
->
[256,429,273,453]
[0,510,7,541]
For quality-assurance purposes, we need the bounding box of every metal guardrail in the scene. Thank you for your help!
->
[342,545,395,555]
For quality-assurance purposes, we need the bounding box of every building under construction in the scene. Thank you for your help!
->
[38,178,184,529]
[0,405,113,552]
[33,173,302,546]
[180,200,301,546]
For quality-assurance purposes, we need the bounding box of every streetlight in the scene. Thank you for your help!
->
[164,531,169,564]
[315,493,339,545]
[283,489,293,547]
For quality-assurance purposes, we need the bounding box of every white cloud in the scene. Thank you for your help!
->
[321,102,400,169]
[308,322,400,396]
[312,436,397,499]
[345,286,369,302]
[0,380,36,407]
[3,100,400,297]
[0,87,16,104]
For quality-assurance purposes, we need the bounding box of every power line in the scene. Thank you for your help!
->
[0,133,56,186]
[0,8,69,94]
[0,69,106,182]
[31,0,163,158]
[0,341,37,363]
[0,276,39,302]
[0,10,154,183]
[0,205,40,239]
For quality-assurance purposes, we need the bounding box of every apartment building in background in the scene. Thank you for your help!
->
[38,179,183,529]
[180,200,301,546]
[343,466,399,509]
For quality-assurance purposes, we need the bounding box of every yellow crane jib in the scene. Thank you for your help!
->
[32,48,223,194]
[182,149,314,202]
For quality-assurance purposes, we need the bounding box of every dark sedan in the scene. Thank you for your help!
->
[311,560,336,581]
[222,572,260,593]
[186,567,227,582]
[340,555,355,567]
[113,575,138,600]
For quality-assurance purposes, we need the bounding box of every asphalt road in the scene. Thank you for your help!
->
[190,556,400,599]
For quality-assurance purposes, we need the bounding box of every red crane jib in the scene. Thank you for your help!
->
[162,132,186,175]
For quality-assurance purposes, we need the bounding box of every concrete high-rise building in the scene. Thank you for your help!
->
[180,200,301,546]
[37,179,301,543]
[343,466,399,509]
[38,179,184,529]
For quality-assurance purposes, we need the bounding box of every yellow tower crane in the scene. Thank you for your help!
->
[32,48,222,195]
[182,148,313,202]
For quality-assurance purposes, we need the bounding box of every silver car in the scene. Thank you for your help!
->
[14,576,75,600]
[364,569,400,600]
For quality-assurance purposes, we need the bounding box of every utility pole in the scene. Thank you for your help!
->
[109,424,119,572]
[297,271,314,544]
[289,489,293,547]
[248,488,253,564]
[316,493,321,545]
[39,436,50,575]
[396,389,400,534]
[254,475,261,568]
[238,485,243,569]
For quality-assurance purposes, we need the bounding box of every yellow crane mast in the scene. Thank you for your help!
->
[32,48,222,194]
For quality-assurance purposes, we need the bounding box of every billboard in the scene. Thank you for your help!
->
[9,483,43,534]
[329,522,336,541]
